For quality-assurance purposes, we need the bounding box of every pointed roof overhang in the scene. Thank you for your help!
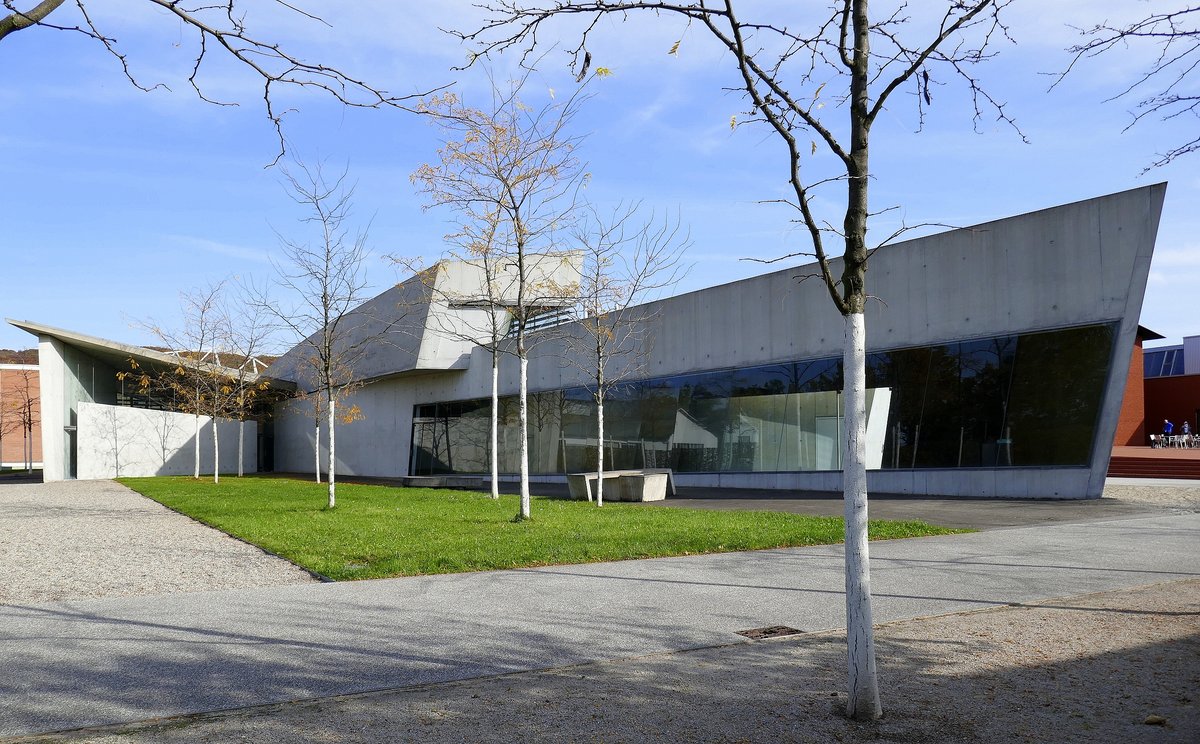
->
[5,318,293,390]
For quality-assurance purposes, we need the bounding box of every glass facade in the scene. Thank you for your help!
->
[410,323,1114,476]
[1144,347,1184,378]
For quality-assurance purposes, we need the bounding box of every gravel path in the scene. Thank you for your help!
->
[1103,481,1200,510]
[29,579,1198,743]
[0,480,316,605]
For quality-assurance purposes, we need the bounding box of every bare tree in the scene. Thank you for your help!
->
[0,365,36,470]
[0,1,439,162]
[1058,6,1199,169]
[390,254,509,500]
[222,287,279,477]
[456,0,1018,719]
[11,367,39,473]
[139,281,229,482]
[408,118,512,499]
[264,160,376,509]
[412,77,586,521]
[563,204,688,506]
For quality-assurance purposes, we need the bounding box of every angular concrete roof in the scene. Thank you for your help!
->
[265,252,583,391]
[5,318,278,385]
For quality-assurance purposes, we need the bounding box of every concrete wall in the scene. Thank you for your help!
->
[274,185,1167,498]
[1145,375,1200,435]
[38,336,122,480]
[274,380,423,477]
[1185,335,1200,376]
[76,402,256,479]
[38,336,67,481]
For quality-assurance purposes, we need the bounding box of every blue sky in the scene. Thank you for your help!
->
[1,1,1196,352]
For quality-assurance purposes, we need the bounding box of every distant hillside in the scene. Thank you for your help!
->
[140,347,279,372]
[0,349,37,364]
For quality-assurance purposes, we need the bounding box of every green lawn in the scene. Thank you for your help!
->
[120,476,963,581]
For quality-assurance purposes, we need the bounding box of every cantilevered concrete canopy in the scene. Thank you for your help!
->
[9,319,180,370]
[266,252,584,391]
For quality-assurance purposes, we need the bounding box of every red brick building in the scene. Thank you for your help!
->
[1145,375,1200,438]
[0,362,41,469]
[1113,327,1163,446]
[1117,331,1200,445]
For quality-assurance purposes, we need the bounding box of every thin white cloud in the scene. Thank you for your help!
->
[164,235,271,264]
[1153,246,1200,268]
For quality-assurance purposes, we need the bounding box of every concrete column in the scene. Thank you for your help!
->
[37,336,67,481]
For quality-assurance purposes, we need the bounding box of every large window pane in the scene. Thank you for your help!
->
[559,387,597,472]
[909,344,963,468]
[527,390,564,473]
[634,378,681,469]
[674,370,731,471]
[959,336,1017,466]
[730,365,794,471]
[1005,325,1113,466]
[878,347,930,469]
[410,323,1114,475]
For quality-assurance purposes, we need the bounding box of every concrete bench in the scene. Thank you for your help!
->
[566,469,676,502]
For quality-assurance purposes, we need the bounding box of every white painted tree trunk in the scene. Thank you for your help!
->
[237,419,245,477]
[193,411,201,479]
[843,311,881,720]
[518,354,530,519]
[490,355,500,499]
[212,414,220,484]
[314,414,322,484]
[596,396,605,507]
[327,393,337,509]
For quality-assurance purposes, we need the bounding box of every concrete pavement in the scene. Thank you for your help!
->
[2,512,1198,739]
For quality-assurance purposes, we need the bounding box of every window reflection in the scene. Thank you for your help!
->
[409,324,1114,475]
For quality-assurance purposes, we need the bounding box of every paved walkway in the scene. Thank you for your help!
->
[0,480,315,605]
[2,511,1198,738]
[36,580,1199,743]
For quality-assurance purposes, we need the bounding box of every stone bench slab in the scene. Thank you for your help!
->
[566,469,675,502]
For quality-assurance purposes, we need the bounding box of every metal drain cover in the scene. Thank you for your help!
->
[736,625,804,640]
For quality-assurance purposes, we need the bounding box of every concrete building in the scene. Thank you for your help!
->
[267,184,1166,499]
[9,184,1166,496]
[4,321,267,481]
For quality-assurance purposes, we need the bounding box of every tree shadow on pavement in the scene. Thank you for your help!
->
[16,581,1199,743]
